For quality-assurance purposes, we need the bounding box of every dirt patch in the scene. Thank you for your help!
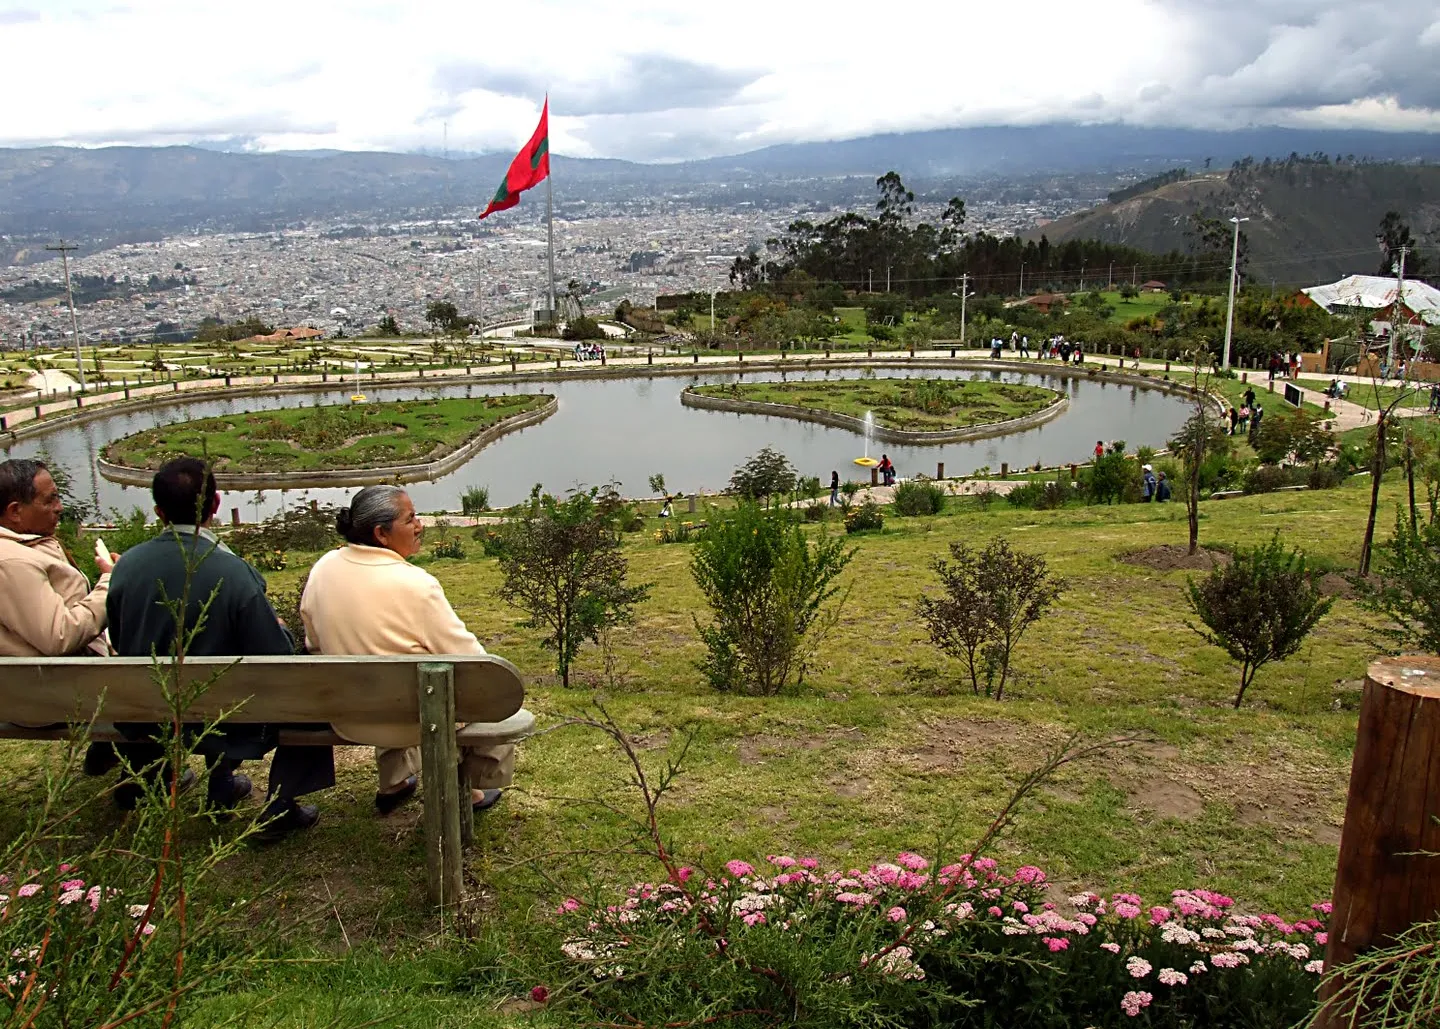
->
[1317,573,1358,599]
[901,718,1069,771]
[829,775,871,799]
[736,728,863,764]
[1119,545,1231,572]
[1131,780,1205,820]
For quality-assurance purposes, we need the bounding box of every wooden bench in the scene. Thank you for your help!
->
[0,654,533,908]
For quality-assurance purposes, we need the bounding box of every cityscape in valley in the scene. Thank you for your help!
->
[5,3,1440,1027]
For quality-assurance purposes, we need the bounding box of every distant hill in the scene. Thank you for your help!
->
[2,126,1439,264]
[1029,159,1440,286]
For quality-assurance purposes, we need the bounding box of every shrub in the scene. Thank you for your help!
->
[647,473,666,496]
[497,485,652,687]
[804,503,829,523]
[460,485,490,515]
[690,503,853,695]
[918,537,1067,699]
[1306,464,1344,491]
[894,480,947,516]
[729,446,798,503]
[654,519,699,544]
[475,527,510,558]
[431,538,466,560]
[1006,479,1070,511]
[1186,533,1334,708]
[845,500,885,534]
[59,507,161,582]
[1085,451,1138,505]
[541,854,1326,1029]
[561,315,607,341]
[228,502,340,557]
[970,484,998,509]
[1353,509,1440,655]
[1242,464,1299,495]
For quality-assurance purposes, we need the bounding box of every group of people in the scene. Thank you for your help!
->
[1322,379,1350,400]
[1265,353,1302,382]
[1141,463,1171,503]
[985,333,1084,364]
[1226,387,1264,437]
[0,456,514,841]
[571,342,605,361]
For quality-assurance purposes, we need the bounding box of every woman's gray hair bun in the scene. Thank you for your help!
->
[338,485,406,545]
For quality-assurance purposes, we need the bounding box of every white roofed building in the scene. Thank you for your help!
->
[1300,274,1440,327]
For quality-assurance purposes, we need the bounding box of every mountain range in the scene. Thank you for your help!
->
[2,123,1438,271]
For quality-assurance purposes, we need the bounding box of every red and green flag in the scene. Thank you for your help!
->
[478,99,550,220]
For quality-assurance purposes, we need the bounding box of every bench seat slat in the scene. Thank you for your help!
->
[0,710,537,749]
[0,655,523,725]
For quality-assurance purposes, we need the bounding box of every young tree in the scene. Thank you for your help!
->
[1353,509,1440,656]
[918,537,1067,700]
[691,503,853,696]
[497,485,651,687]
[1170,351,1230,555]
[1357,376,1422,576]
[728,446,798,505]
[1185,534,1334,708]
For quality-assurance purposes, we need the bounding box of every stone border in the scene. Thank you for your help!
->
[680,384,1069,444]
[95,396,557,489]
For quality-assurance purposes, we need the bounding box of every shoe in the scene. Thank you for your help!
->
[256,801,320,842]
[375,775,418,816]
[472,788,503,812]
[205,772,253,811]
[83,741,121,776]
[114,767,198,811]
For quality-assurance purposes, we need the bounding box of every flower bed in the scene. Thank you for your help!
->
[540,854,1325,1027]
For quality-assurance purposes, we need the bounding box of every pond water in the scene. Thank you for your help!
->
[5,366,1193,517]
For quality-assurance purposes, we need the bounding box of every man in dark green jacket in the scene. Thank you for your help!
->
[108,457,333,839]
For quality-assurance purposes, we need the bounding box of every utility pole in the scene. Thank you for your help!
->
[1221,216,1249,371]
[886,264,891,293]
[44,241,85,389]
[1108,262,1113,290]
[1389,246,1408,370]
[868,268,873,293]
[954,274,969,347]
[1080,263,1086,292]
[710,288,718,332]
[1019,263,1025,296]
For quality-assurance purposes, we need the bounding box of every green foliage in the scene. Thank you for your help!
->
[430,538,466,560]
[376,313,401,336]
[423,299,468,335]
[1006,478,1072,511]
[57,507,161,583]
[647,473,666,497]
[844,500,885,534]
[1353,509,1440,656]
[228,502,340,559]
[496,485,652,687]
[1085,450,1139,505]
[192,314,275,343]
[893,480,947,516]
[1252,410,1336,466]
[918,536,1067,699]
[729,446,798,503]
[460,485,490,515]
[1186,534,1334,708]
[690,502,853,695]
[562,315,607,341]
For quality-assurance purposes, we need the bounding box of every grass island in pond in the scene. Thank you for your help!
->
[101,394,550,473]
[692,377,1059,432]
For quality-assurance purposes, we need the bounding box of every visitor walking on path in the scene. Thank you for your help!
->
[1156,471,1172,502]
[829,470,840,507]
[1094,440,1105,461]
[1019,335,1029,358]
[1141,464,1157,502]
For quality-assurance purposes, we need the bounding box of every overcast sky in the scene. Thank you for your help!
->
[3,0,1437,161]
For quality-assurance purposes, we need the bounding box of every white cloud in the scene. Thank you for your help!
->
[0,0,1436,159]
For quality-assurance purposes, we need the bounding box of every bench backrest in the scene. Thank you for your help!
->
[0,655,524,725]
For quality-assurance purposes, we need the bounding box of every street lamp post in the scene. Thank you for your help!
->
[952,273,971,348]
[44,240,85,389]
[1221,216,1249,370]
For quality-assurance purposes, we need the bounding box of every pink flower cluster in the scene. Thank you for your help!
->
[551,853,1332,1012]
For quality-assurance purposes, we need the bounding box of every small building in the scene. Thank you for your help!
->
[1299,274,1440,327]
[244,326,326,343]
[1140,280,1168,292]
[1012,293,1069,314]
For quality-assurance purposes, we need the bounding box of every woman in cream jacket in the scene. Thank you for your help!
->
[300,486,513,814]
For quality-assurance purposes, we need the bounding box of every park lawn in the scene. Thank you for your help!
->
[1,470,1404,1025]
[692,378,1058,431]
[101,393,550,473]
[1099,290,1174,325]
[1297,377,1435,412]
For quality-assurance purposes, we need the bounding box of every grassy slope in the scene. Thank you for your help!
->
[2,473,1407,1025]
[1297,377,1434,412]
[691,378,1057,431]
[101,394,547,473]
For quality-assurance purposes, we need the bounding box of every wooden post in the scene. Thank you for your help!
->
[231,508,240,527]
[647,351,653,365]
[870,467,878,486]
[693,352,698,364]
[950,348,956,358]
[1321,655,1440,1027]
[937,462,945,480]
[1001,462,1009,477]
[417,663,463,908]
[688,494,696,514]
[510,357,517,372]
[1070,463,1078,480]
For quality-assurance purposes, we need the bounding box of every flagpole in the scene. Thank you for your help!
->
[546,156,556,325]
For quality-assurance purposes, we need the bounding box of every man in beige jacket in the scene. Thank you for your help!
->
[0,458,122,776]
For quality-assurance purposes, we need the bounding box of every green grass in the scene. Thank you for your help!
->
[100,394,549,473]
[1297,377,1435,412]
[2,452,1415,1024]
[691,377,1056,431]
[1097,290,1175,325]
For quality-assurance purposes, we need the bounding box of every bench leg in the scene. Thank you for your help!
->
[418,663,464,908]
